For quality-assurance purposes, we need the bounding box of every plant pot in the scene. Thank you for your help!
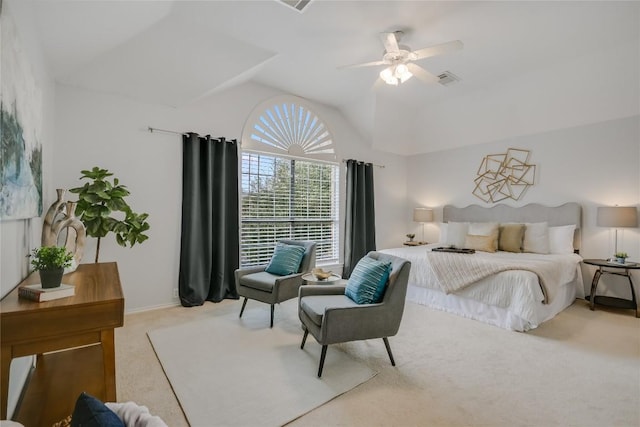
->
[39,267,64,288]
[616,257,627,264]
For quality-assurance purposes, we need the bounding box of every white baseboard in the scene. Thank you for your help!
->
[125,302,180,315]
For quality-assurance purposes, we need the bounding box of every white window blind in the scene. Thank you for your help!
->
[240,152,339,267]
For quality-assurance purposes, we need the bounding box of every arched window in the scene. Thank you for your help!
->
[242,95,336,162]
[240,96,339,267]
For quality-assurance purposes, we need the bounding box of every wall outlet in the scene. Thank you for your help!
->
[173,288,179,298]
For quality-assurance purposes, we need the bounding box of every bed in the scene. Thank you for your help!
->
[381,203,584,331]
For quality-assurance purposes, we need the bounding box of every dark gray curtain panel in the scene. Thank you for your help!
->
[343,159,376,279]
[179,133,239,306]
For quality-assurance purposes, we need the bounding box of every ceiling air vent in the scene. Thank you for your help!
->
[438,71,461,87]
[278,0,313,12]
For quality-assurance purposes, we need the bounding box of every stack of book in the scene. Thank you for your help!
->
[18,283,75,302]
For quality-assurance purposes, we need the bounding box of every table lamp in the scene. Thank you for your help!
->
[597,206,638,256]
[413,208,433,244]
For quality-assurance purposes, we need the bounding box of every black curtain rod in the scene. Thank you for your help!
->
[341,159,385,169]
[147,127,237,143]
[148,126,187,136]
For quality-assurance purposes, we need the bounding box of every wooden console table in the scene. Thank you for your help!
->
[0,262,124,424]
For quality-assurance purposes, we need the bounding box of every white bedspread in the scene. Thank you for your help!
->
[379,244,582,327]
[425,250,578,303]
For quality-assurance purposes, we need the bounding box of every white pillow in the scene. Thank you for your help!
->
[468,222,499,236]
[523,222,550,254]
[442,222,469,248]
[549,225,576,254]
[438,223,448,243]
[106,401,168,427]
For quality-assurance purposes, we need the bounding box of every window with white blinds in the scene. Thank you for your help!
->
[240,151,339,267]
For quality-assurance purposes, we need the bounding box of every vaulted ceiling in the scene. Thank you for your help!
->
[32,1,639,155]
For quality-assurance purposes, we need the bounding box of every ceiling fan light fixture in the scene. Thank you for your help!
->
[395,63,408,75]
[380,64,412,86]
[394,64,413,83]
[380,67,398,85]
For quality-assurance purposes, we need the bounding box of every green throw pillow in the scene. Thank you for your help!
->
[265,243,306,276]
[345,256,392,304]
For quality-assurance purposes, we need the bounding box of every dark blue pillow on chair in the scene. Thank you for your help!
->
[71,392,124,427]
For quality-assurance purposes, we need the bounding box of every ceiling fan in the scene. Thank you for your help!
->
[340,31,463,87]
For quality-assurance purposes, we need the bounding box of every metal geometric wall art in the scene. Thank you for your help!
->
[473,148,536,203]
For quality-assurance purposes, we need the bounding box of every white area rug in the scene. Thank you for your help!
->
[147,301,376,427]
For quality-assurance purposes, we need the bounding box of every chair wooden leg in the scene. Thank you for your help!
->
[239,297,248,318]
[301,329,309,349]
[318,345,328,378]
[383,337,395,366]
[270,304,274,328]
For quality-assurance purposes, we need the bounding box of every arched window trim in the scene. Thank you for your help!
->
[241,95,337,162]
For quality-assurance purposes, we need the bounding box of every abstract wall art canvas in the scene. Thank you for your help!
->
[0,8,43,220]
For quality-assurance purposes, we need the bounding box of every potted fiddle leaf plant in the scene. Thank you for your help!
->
[69,167,150,262]
[31,246,74,288]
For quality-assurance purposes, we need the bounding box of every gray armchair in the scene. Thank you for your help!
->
[236,240,317,327]
[298,251,411,377]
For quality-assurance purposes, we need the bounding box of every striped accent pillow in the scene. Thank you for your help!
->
[345,256,392,304]
[265,243,306,276]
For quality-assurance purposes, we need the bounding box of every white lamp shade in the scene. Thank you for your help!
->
[413,208,433,223]
[597,206,638,227]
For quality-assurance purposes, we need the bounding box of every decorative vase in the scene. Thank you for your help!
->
[51,201,86,272]
[42,189,67,246]
[616,257,626,264]
[39,267,64,289]
[42,191,86,273]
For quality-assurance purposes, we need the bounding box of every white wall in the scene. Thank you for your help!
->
[53,82,407,312]
[405,116,640,297]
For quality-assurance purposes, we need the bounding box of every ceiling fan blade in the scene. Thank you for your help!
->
[406,63,440,84]
[381,32,400,53]
[412,40,463,60]
[338,59,388,70]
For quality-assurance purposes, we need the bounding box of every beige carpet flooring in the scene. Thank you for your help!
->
[115,298,640,427]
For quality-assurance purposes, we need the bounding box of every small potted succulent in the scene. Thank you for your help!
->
[615,252,628,264]
[31,246,74,288]
[406,233,416,242]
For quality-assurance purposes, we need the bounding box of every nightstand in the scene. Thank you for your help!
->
[403,241,427,246]
[583,259,639,318]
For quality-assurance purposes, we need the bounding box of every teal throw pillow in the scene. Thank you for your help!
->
[265,243,306,276]
[345,256,392,304]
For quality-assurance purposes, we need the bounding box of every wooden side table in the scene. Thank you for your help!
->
[0,262,124,424]
[583,259,639,318]
[302,273,343,285]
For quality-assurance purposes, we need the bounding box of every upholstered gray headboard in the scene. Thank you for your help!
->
[442,203,582,251]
